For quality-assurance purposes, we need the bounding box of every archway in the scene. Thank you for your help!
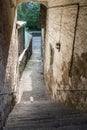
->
[17,0,48,7]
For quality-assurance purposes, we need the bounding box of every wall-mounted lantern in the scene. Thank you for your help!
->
[56,42,61,52]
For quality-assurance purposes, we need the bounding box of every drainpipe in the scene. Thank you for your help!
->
[69,4,80,77]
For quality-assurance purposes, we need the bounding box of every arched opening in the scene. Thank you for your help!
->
[17,0,48,8]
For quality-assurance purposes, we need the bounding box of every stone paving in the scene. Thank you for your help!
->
[4,36,87,130]
[19,36,49,103]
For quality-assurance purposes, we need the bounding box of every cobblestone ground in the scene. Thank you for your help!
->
[4,36,87,130]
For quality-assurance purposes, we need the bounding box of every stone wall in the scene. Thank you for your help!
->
[0,0,19,125]
[44,0,87,111]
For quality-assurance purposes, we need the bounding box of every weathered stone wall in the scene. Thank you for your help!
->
[44,0,87,111]
[0,0,19,124]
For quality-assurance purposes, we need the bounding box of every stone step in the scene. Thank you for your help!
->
[8,111,83,120]
[6,115,87,127]
[5,101,87,129]
[6,102,81,118]
[4,124,87,130]
[6,101,85,117]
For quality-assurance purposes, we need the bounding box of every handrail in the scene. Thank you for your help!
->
[19,49,27,64]
[0,91,17,96]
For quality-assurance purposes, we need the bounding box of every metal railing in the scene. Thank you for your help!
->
[0,91,17,96]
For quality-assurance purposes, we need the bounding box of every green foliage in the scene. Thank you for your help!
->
[17,2,40,30]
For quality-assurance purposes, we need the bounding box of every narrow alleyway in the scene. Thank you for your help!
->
[4,36,87,130]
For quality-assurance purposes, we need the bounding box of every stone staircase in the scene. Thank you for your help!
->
[4,100,87,130]
[4,36,87,130]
